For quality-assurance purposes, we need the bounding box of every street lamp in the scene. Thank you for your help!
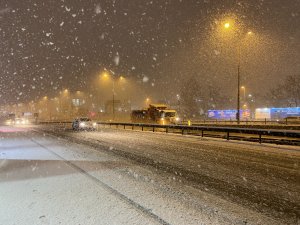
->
[101,71,125,121]
[176,94,180,114]
[224,21,253,124]
[241,86,246,101]
[42,96,49,120]
[145,98,151,107]
[224,22,230,29]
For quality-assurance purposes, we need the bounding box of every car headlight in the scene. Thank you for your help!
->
[92,122,97,127]
[79,122,85,127]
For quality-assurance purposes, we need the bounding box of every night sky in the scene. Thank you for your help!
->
[0,0,299,105]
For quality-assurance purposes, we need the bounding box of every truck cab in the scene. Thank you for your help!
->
[148,104,179,124]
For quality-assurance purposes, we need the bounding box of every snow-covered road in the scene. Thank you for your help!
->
[0,125,299,225]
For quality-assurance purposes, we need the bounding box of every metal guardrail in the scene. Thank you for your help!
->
[181,119,299,125]
[39,121,300,145]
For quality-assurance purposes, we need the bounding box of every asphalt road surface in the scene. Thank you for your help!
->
[1,125,299,225]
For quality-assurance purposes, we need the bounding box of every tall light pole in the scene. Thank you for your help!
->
[112,75,125,120]
[241,86,246,101]
[176,94,180,115]
[101,71,125,121]
[145,97,150,107]
[224,22,252,124]
[42,96,49,120]
[112,76,115,121]
[237,44,241,124]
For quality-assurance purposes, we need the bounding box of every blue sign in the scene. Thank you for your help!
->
[208,109,250,120]
[270,107,300,119]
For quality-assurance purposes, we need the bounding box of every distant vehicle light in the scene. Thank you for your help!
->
[16,121,20,124]
[175,117,180,121]
[92,122,97,127]
[79,122,85,127]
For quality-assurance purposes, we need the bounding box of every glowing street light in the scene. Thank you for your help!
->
[145,97,150,106]
[224,22,230,29]
[241,86,246,100]
[40,96,50,120]
[100,70,126,120]
[223,20,254,124]
[101,71,109,79]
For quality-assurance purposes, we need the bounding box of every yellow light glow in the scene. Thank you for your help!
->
[241,86,245,89]
[247,31,253,35]
[224,22,230,29]
[101,71,109,79]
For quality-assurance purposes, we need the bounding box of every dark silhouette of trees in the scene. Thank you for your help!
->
[179,75,226,118]
[269,74,300,107]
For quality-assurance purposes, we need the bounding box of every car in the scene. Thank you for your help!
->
[5,119,14,125]
[72,117,97,131]
[6,118,29,125]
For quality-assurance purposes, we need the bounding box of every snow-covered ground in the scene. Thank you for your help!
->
[0,125,299,225]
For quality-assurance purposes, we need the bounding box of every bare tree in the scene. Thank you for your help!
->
[180,75,226,119]
[180,76,202,118]
[269,74,300,107]
[284,74,300,107]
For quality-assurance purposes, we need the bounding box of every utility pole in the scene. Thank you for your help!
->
[112,77,115,121]
[236,44,241,124]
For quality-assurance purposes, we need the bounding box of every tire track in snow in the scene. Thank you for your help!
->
[29,136,172,225]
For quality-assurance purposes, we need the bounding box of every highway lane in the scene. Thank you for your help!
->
[0,126,170,225]
[39,125,300,224]
[0,125,282,225]
[1,125,299,224]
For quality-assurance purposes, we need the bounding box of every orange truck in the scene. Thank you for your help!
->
[131,104,179,125]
